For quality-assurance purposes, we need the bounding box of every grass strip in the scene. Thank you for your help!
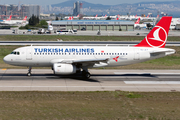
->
[0,91,180,119]
[0,35,180,41]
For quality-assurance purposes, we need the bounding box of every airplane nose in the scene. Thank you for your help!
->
[3,55,10,63]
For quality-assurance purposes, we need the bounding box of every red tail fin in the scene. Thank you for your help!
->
[135,18,140,24]
[135,16,172,48]
[157,15,159,18]
[7,15,12,21]
[23,16,27,21]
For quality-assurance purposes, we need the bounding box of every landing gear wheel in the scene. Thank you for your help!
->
[82,71,91,79]
[27,72,31,76]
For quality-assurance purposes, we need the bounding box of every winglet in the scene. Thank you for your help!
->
[134,16,172,48]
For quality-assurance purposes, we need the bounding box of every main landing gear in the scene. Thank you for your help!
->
[27,67,32,76]
[82,70,91,79]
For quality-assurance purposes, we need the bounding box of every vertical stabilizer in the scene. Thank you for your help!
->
[135,16,172,48]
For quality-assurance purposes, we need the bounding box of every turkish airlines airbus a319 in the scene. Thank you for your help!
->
[3,16,175,79]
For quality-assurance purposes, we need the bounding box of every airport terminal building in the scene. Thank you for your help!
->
[51,20,134,31]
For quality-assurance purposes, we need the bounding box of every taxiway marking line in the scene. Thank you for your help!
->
[124,81,180,84]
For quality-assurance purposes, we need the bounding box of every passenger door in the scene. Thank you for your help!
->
[26,48,32,60]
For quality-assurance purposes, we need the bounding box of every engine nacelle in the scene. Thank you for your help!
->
[53,63,76,75]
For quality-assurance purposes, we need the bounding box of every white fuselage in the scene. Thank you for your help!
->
[0,20,27,25]
[3,46,175,68]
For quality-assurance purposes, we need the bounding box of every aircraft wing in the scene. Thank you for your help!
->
[72,58,108,64]
[50,58,109,64]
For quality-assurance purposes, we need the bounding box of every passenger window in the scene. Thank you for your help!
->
[17,52,20,55]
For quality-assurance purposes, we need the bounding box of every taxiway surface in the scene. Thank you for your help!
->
[0,69,180,92]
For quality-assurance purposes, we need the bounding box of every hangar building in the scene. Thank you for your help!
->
[51,20,134,31]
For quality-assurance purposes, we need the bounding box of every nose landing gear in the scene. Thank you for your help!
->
[27,67,32,76]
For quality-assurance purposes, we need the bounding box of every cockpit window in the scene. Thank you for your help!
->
[11,51,20,55]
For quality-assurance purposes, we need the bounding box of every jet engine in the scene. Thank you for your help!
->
[53,63,76,75]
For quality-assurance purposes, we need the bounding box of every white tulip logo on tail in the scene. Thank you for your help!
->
[146,26,167,48]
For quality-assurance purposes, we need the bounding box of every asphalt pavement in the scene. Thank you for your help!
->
[0,69,180,92]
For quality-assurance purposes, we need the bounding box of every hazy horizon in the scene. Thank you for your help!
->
[0,0,179,6]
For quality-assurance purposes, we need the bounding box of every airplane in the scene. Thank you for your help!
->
[65,15,79,20]
[83,14,102,20]
[68,16,73,20]
[134,18,147,28]
[3,16,175,79]
[0,16,27,25]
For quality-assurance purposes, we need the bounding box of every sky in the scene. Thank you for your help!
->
[0,0,179,6]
